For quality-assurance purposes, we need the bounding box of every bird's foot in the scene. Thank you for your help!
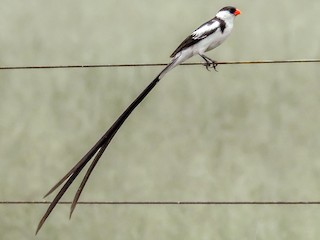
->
[201,55,218,72]
[203,60,218,72]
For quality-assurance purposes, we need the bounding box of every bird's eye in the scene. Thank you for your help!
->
[229,8,236,14]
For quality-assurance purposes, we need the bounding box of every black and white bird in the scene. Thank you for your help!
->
[158,6,241,79]
[36,6,240,234]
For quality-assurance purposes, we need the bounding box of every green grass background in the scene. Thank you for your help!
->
[1,0,320,239]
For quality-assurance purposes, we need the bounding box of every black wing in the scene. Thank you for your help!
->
[169,18,221,58]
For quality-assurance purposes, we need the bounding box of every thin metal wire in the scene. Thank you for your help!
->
[0,59,319,70]
[2,59,320,207]
[1,201,320,205]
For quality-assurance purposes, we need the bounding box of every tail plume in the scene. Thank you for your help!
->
[36,61,176,234]
[36,56,184,234]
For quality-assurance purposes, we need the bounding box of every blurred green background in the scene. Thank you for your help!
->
[1,0,320,239]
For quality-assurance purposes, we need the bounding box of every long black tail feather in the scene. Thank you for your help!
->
[36,75,161,234]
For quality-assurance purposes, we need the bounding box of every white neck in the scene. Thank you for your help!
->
[216,11,235,27]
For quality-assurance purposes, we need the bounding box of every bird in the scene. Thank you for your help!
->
[36,6,240,234]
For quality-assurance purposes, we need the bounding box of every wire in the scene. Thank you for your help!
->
[2,59,320,207]
[1,201,320,205]
[0,59,319,70]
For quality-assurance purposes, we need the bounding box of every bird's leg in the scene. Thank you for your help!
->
[200,54,218,72]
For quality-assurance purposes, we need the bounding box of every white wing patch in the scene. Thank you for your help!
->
[191,20,220,39]
[169,18,224,58]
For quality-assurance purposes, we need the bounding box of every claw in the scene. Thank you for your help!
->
[200,54,218,72]
[203,60,218,72]
[204,62,211,71]
[212,62,218,72]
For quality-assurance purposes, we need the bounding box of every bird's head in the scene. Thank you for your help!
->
[216,6,241,20]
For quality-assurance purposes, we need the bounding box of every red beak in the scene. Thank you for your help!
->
[234,9,241,16]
